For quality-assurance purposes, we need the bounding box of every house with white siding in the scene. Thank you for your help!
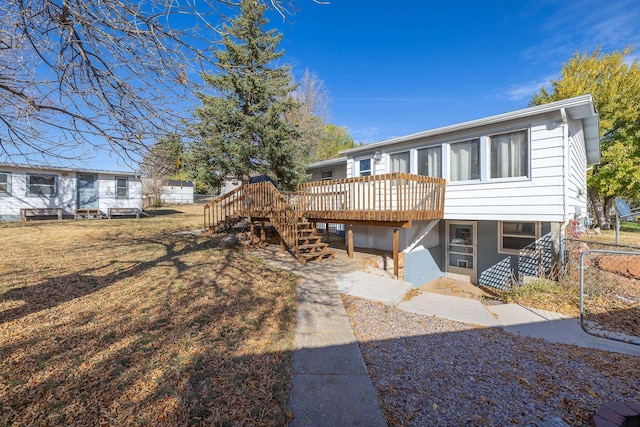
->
[0,163,143,221]
[306,95,600,289]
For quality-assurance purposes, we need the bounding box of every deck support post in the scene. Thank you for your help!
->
[393,228,399,278]
[260,222,266,243]
[347,225,354,259]
[325,223,330,242]
[249,219,254,240]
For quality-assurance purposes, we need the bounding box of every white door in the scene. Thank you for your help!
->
[446,221,477,283]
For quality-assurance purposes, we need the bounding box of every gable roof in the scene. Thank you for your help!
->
[341,94,600,165]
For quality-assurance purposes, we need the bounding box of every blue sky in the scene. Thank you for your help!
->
[275,0,640,144]
[88,0,640,170]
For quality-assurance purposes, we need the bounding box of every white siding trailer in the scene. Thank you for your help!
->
[0,163,143,221]
[306,95,600,289]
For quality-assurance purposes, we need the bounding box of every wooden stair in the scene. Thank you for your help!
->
[295,221,334,264]
[203,183,334,265]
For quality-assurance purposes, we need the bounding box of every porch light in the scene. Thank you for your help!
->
[374,150,382,163]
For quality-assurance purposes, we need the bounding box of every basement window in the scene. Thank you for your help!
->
[499,221,540,254]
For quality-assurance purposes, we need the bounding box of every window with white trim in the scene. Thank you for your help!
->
[27,174,56,197]
[490,130,529,179]
[450,139,479,181]
[390,151,410,173]
[358,158,372,176]
[499,221,540,254]
[417,146,441,177]
[116,177,128,198]
[321,170,334,180]
[0,172,10,196]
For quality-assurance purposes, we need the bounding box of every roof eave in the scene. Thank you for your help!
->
[340,94,597,156]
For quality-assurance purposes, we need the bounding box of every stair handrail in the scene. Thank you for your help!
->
[242,182,300,255]
[203,185,245,232]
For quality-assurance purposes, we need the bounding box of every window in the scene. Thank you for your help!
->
[490,130,528,179]
[418,146,441,177]
[358,159,372,176]
[27,174,56,197]
[450,139,479,181]
[499,221,540,254]
[116,177,128,198]
[390,151,410,173]
[321,170,334,180]
[0,172,10,196]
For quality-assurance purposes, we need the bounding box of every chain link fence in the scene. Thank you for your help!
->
[564,239,640,343]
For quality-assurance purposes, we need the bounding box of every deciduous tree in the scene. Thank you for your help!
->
[0,0,312,166]
[530,48,640,229]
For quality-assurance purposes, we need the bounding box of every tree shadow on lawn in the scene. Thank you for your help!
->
[0,243,298,426]
[0,235,223,325]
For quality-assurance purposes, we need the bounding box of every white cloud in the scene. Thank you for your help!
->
[349,126,380,144]
[493,75,557,101]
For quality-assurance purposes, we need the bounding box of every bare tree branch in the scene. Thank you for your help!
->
[0,0,237,167]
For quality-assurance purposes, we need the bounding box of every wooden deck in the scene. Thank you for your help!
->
[203,172,446,265]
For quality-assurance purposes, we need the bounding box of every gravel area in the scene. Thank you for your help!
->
[343,296,640,426]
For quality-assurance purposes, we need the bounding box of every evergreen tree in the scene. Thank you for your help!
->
[190,0,306,191]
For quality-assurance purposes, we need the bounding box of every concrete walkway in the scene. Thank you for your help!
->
[256,245,640,426]
[254,247,387,427]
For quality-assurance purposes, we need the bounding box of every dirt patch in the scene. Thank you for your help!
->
[418,278,494,300]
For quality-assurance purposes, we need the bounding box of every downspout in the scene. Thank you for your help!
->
[559,107,571,273]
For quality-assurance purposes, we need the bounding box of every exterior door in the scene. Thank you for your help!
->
[446,221,477,283]
[77,174,98,209]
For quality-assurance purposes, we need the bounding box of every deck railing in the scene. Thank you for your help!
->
[296,172,445,222]
[204,182,300,253]
[204,172,446,232]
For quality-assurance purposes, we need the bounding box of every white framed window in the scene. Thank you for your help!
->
[116,177,128,198]
[321,170,334,180]
[417,146,441,177]
[358,158,372,176]
[0,172,10,196]
[450,139,480,182]
[27,174,57,197]
[390,151,410,173]
[490,130,529,179]
[498,221,540,254]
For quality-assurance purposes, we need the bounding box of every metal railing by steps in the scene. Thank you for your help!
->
[203,182,334,264]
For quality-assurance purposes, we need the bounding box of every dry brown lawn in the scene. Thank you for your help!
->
[0,205,298,426]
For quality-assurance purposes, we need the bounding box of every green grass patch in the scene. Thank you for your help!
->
[619,221,640,232]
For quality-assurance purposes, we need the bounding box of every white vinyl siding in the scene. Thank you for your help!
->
[567,117,588,218]
[450,139,479,181]
[444,113,567,221]
[0,172,10,196]
[417,146,441,177]
[490,130,528,179]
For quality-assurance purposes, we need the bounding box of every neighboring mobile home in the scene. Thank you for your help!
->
[307,95,600,289]
[0,163,143,221]
[161,180,194,204]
